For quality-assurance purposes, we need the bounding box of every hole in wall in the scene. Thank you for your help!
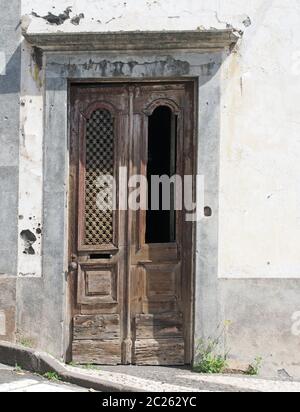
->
[204,206,212,217]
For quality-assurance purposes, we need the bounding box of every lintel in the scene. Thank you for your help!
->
[23,30,239,52]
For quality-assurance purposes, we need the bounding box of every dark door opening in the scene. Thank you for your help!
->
[146,106,177,244]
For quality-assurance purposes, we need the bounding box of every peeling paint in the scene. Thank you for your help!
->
[71,13,85,26]
[32,7,72,25]
[243,16,252,27]
[20,230,37,255]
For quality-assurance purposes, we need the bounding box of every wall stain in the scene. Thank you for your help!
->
[81,57,190,77]
[31,47,43,89]
[32,47,43,71]
[243,16,252,27]
[32,7,72,25]
[71,13,85,26]
[200,62,216,76]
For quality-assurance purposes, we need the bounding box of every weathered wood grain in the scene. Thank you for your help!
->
[134,338,185,366]
[73,314,120,340]
[86,270,112,296]
[72,340,121,365]
[135,313,183,339]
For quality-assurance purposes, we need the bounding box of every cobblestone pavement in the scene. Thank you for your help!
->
[0,364,88,392]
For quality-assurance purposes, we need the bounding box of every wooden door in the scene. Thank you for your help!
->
[70,82,195,366]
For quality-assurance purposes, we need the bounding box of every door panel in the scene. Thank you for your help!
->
[129,84,192,365]
[70,82,195,365]
[77,261,118,305]
[70,85,129,365]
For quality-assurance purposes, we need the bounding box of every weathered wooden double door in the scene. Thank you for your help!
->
[70,82,195,365]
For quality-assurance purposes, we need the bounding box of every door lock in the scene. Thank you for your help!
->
[69,261,78,272]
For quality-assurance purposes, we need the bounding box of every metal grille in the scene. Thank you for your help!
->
[85,109,114,245]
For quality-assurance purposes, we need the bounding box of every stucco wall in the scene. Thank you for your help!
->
[0,0,21,342]
[1,0,300,374]
[219,1,300,278]
[21,0,300,278]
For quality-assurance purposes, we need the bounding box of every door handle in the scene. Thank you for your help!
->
[68,258,78,272]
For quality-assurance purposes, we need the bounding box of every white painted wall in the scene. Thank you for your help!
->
[18,2,44,277]
[22,0,250,33]
[219,1,300,278]
[19,0,300,279]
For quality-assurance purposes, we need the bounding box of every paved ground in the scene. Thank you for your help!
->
[0,364,89,392]
[68,365,300,392]
[2,361,300,392]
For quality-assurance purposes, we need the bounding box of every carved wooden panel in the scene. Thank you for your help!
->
[84,109,115,246]
[77,93,127,253]
[86,271,112,296]
[77,263,118,305]
[145,264,180,301]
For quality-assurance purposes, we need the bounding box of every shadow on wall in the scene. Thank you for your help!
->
[1,39,227,97]
[0,46,21,95]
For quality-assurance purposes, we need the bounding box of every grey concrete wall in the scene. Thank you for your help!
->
[16,76,68,358]
[0,0,21,341]
[0,1,20,274]
[220,279,300,376]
